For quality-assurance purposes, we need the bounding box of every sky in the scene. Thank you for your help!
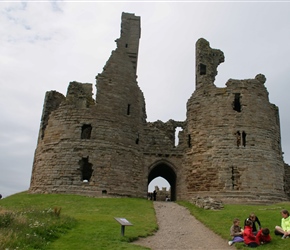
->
[1,1,290,198]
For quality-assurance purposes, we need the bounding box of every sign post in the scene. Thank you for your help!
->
[114,217,133,236]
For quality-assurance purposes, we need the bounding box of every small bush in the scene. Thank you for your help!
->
[0,209,15,227]
[0,207,77,250]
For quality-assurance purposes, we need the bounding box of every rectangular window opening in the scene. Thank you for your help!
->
[233,93,241,112]
[199,63,206,75]
[81,124,92,139]
[174,127,183,147]
[79,157,93,182]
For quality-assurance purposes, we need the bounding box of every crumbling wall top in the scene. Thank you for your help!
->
[66,81,94,108]
[115,12,141,73]
[195,38,224,89]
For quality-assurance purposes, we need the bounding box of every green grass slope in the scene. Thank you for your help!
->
[1,192,290,250]
[0,192,156,250]
[178,201,290,250]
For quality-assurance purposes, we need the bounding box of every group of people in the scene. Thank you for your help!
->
[228,214,269,247]
[228,209,290,247]
[147,190,157,201]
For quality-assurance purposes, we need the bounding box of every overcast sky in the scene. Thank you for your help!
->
[1,1,290,198]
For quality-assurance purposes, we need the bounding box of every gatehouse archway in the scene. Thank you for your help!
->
[148,160,177,201]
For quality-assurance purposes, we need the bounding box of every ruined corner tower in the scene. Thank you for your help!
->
[30,13,148,197]
[30,13,290,203]
[183,38,287,202]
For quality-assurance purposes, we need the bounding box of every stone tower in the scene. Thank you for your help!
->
[30,13,147,197]
[30,13,289,203]
[182,38,286,202]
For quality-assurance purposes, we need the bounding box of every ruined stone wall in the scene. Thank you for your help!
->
[181,39,286,202]
[30,13,148,198]
[29,13,290,203]
[140,119,186,201]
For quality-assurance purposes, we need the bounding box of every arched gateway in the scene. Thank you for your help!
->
[148,160,177,201]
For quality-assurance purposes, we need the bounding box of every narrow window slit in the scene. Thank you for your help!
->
[127,104,131,115]
[242,131,246,147]
[233,93,241,112]
[188,134,191,148]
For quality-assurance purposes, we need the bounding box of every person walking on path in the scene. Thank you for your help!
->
[153,190,157,201]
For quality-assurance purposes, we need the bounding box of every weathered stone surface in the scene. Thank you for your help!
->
[192,196,224,210]
[29,12,290,203]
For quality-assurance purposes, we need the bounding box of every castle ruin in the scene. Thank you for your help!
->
[29,12,290,203]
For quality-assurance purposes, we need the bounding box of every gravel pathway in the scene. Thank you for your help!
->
[132,201,234,250]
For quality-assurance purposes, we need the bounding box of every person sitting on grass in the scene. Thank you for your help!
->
[243,219,259,248]
[256,228,271,244]
[244,213,261,235]
[275,209,290,239]
[228,218,244,246]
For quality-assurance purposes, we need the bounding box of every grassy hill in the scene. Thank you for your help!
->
[0,192,156,249]
[1,192,290,249]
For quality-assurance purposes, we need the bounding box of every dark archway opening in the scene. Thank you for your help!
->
[148,162,177,201]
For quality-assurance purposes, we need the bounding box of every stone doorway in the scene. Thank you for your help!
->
[148,161,177,201]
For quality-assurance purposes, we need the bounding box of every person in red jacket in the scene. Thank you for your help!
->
[256,228,271,245]
[244,219,259,247]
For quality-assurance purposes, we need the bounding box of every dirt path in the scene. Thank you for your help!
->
[132,201,234,250]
